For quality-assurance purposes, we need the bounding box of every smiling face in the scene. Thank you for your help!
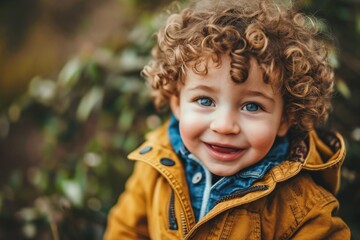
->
[170,56,290,176]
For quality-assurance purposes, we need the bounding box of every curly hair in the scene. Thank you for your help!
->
[141,0,334,134]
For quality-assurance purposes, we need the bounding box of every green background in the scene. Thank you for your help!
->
[0,0,359,239]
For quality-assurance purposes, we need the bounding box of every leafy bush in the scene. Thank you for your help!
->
[0,15,167,239]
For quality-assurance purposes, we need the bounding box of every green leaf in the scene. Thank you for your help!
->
[336,79,351,99]
[76,86,104,121]
[58,162,87,207]
[28,77,56,105]
[75,161,87,196]
[118,49,146,71]
[58,58,83,88]
[356,14,360,34]
[22,223,37,239]
[83,152,102,168]
[328,48,339,69]
[28,168,48,191]
[61,180,83,207]
[16,207,40,221]
[121,78,144,93]
[86,62,101,82]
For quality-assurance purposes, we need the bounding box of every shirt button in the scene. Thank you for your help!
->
[192,172,203,184]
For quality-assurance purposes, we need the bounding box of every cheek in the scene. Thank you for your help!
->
[179,116,202,136]
[178,113,207,144]
[244,122,278,148]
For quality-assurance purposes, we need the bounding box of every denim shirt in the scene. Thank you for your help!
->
[168,115,289,222]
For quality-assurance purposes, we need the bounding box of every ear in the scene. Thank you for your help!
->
[169,95,181,119]
[277,116,292,137]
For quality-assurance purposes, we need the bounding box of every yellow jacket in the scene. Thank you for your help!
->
[104,123,350,239]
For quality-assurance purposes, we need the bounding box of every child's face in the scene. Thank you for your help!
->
[170,56,290,176]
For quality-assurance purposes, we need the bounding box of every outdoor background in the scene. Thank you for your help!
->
[0,0,359,239]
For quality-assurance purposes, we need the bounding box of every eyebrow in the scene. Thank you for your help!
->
[244,90,275,103]
[186,85,216,93]
[187,85,275,102]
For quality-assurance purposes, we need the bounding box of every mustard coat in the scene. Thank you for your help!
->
[104,123,350,239]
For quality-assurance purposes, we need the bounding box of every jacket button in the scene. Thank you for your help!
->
[160,158,175,166]
[192,172,202,184]
[139,146,152,154]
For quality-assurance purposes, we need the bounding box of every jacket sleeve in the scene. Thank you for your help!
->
[290,192,351,240]
[103,162,151,240]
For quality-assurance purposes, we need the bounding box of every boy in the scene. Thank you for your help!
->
[104,0,350,239]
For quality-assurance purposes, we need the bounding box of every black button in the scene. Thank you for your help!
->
[160,158,175,166]
[139,146,152,154]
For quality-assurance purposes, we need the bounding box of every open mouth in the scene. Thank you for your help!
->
[207,144,241,153]
[204,142,245,161]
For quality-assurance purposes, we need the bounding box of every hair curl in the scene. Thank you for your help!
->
[142,0,334,135]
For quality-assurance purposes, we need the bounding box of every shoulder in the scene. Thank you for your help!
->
[266,172,339,220]
[261,172,346,239]
[123,161,162,194]
[274,171,337,205]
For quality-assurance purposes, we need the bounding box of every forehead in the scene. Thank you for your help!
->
[181,55,281,93]
[180,56,284,103]
[185,56,260,82]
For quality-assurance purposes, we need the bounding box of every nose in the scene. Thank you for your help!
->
[210,110,240,135]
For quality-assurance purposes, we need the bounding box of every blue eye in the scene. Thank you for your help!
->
[196,97,214,107]
[243,103,260,111]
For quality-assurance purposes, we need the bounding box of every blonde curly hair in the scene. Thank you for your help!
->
[142,0,334,134]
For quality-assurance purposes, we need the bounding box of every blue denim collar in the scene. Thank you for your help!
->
[168,115,186,155]
[168,115,289,221]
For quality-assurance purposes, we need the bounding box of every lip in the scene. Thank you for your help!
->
[203,142,245,161]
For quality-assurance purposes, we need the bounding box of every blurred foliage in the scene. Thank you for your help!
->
[0,0,359,239]
[0,2,167,238]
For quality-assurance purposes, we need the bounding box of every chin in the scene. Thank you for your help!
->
[209,168,236,177]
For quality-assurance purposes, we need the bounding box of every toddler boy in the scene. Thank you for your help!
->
[104,0,350,239]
